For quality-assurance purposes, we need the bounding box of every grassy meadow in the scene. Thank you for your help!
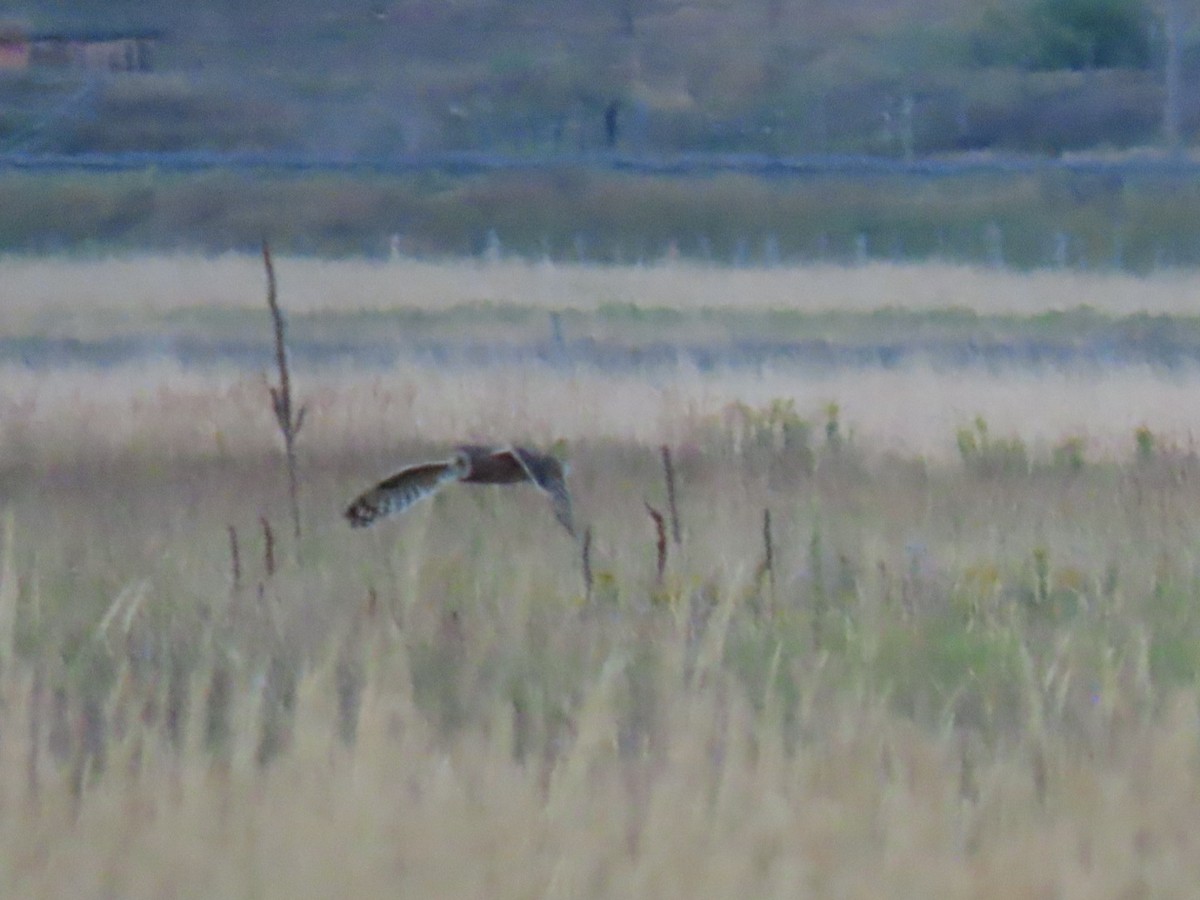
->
[4,256,1200,897]
[11,168,1200,269]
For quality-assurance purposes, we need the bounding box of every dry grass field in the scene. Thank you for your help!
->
[3,255,1200,898]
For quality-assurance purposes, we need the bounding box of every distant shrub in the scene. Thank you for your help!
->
[1134,424,1155,464]
[1050,436,1086,473]
[975,0,1153,71]
[1034,0,1152,70]
[957,415,1029,476]
[723,398,812,456]
[824,402,843,452]
[960,68,1159,154]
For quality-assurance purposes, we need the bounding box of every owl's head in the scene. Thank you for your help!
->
[448,449,474,478]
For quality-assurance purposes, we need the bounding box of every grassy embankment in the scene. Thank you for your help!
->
[2,256,1200,896]
[3,167,1200,269]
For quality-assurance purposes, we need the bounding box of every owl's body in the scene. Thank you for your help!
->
[344,445,575,536]
[456,444,530,484]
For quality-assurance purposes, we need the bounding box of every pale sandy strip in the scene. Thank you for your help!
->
[3,254,1200,320]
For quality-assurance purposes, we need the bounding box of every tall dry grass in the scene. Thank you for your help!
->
[3,256,1200,897]
[1,383,1200,897]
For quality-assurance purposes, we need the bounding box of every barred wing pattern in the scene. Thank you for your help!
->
[344,445,576,537]
[343,461,460,528]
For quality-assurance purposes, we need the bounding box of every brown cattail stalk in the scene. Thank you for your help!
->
[263,240,307,545]
[645,502,667,584]
[762,508,776,614]
[660,445,682,544]
[71,690,107,808]
[260,516,276,579]
[762,509,774,582]
[204,663,232,760]
[581,527,594,601]
[227,524,241,594]
[48,686,70,765]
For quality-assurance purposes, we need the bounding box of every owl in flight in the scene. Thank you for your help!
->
[344,445,575,537]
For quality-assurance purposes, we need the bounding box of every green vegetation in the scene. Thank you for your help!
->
[957,415,1030,475]
[6,165,1200,267]
[0,0,1191,157]
[978,0,1154,70]
[12,291,1200,369]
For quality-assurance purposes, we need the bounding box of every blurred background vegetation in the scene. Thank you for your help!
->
[1,0,1194,157]
[4,167,1200,270]
[2,0,1200,261]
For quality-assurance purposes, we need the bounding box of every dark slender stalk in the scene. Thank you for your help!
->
[48,686,70,765]
[227,524,241,594]
[810,522,825,649]
[660,445,682,544]
[762,508,776,614]
[263,240,306,545]
[645,502,667,584]
[71,690,106,810]
[261,516,276,579]
[763,508,774,576]
[204,663,232,761]
[80,693,107,776]
[165,645,189,754]
[581,526,593,601]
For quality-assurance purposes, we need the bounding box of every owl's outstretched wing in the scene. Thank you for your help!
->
[344,461,460,528]
[510,447,576,537]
